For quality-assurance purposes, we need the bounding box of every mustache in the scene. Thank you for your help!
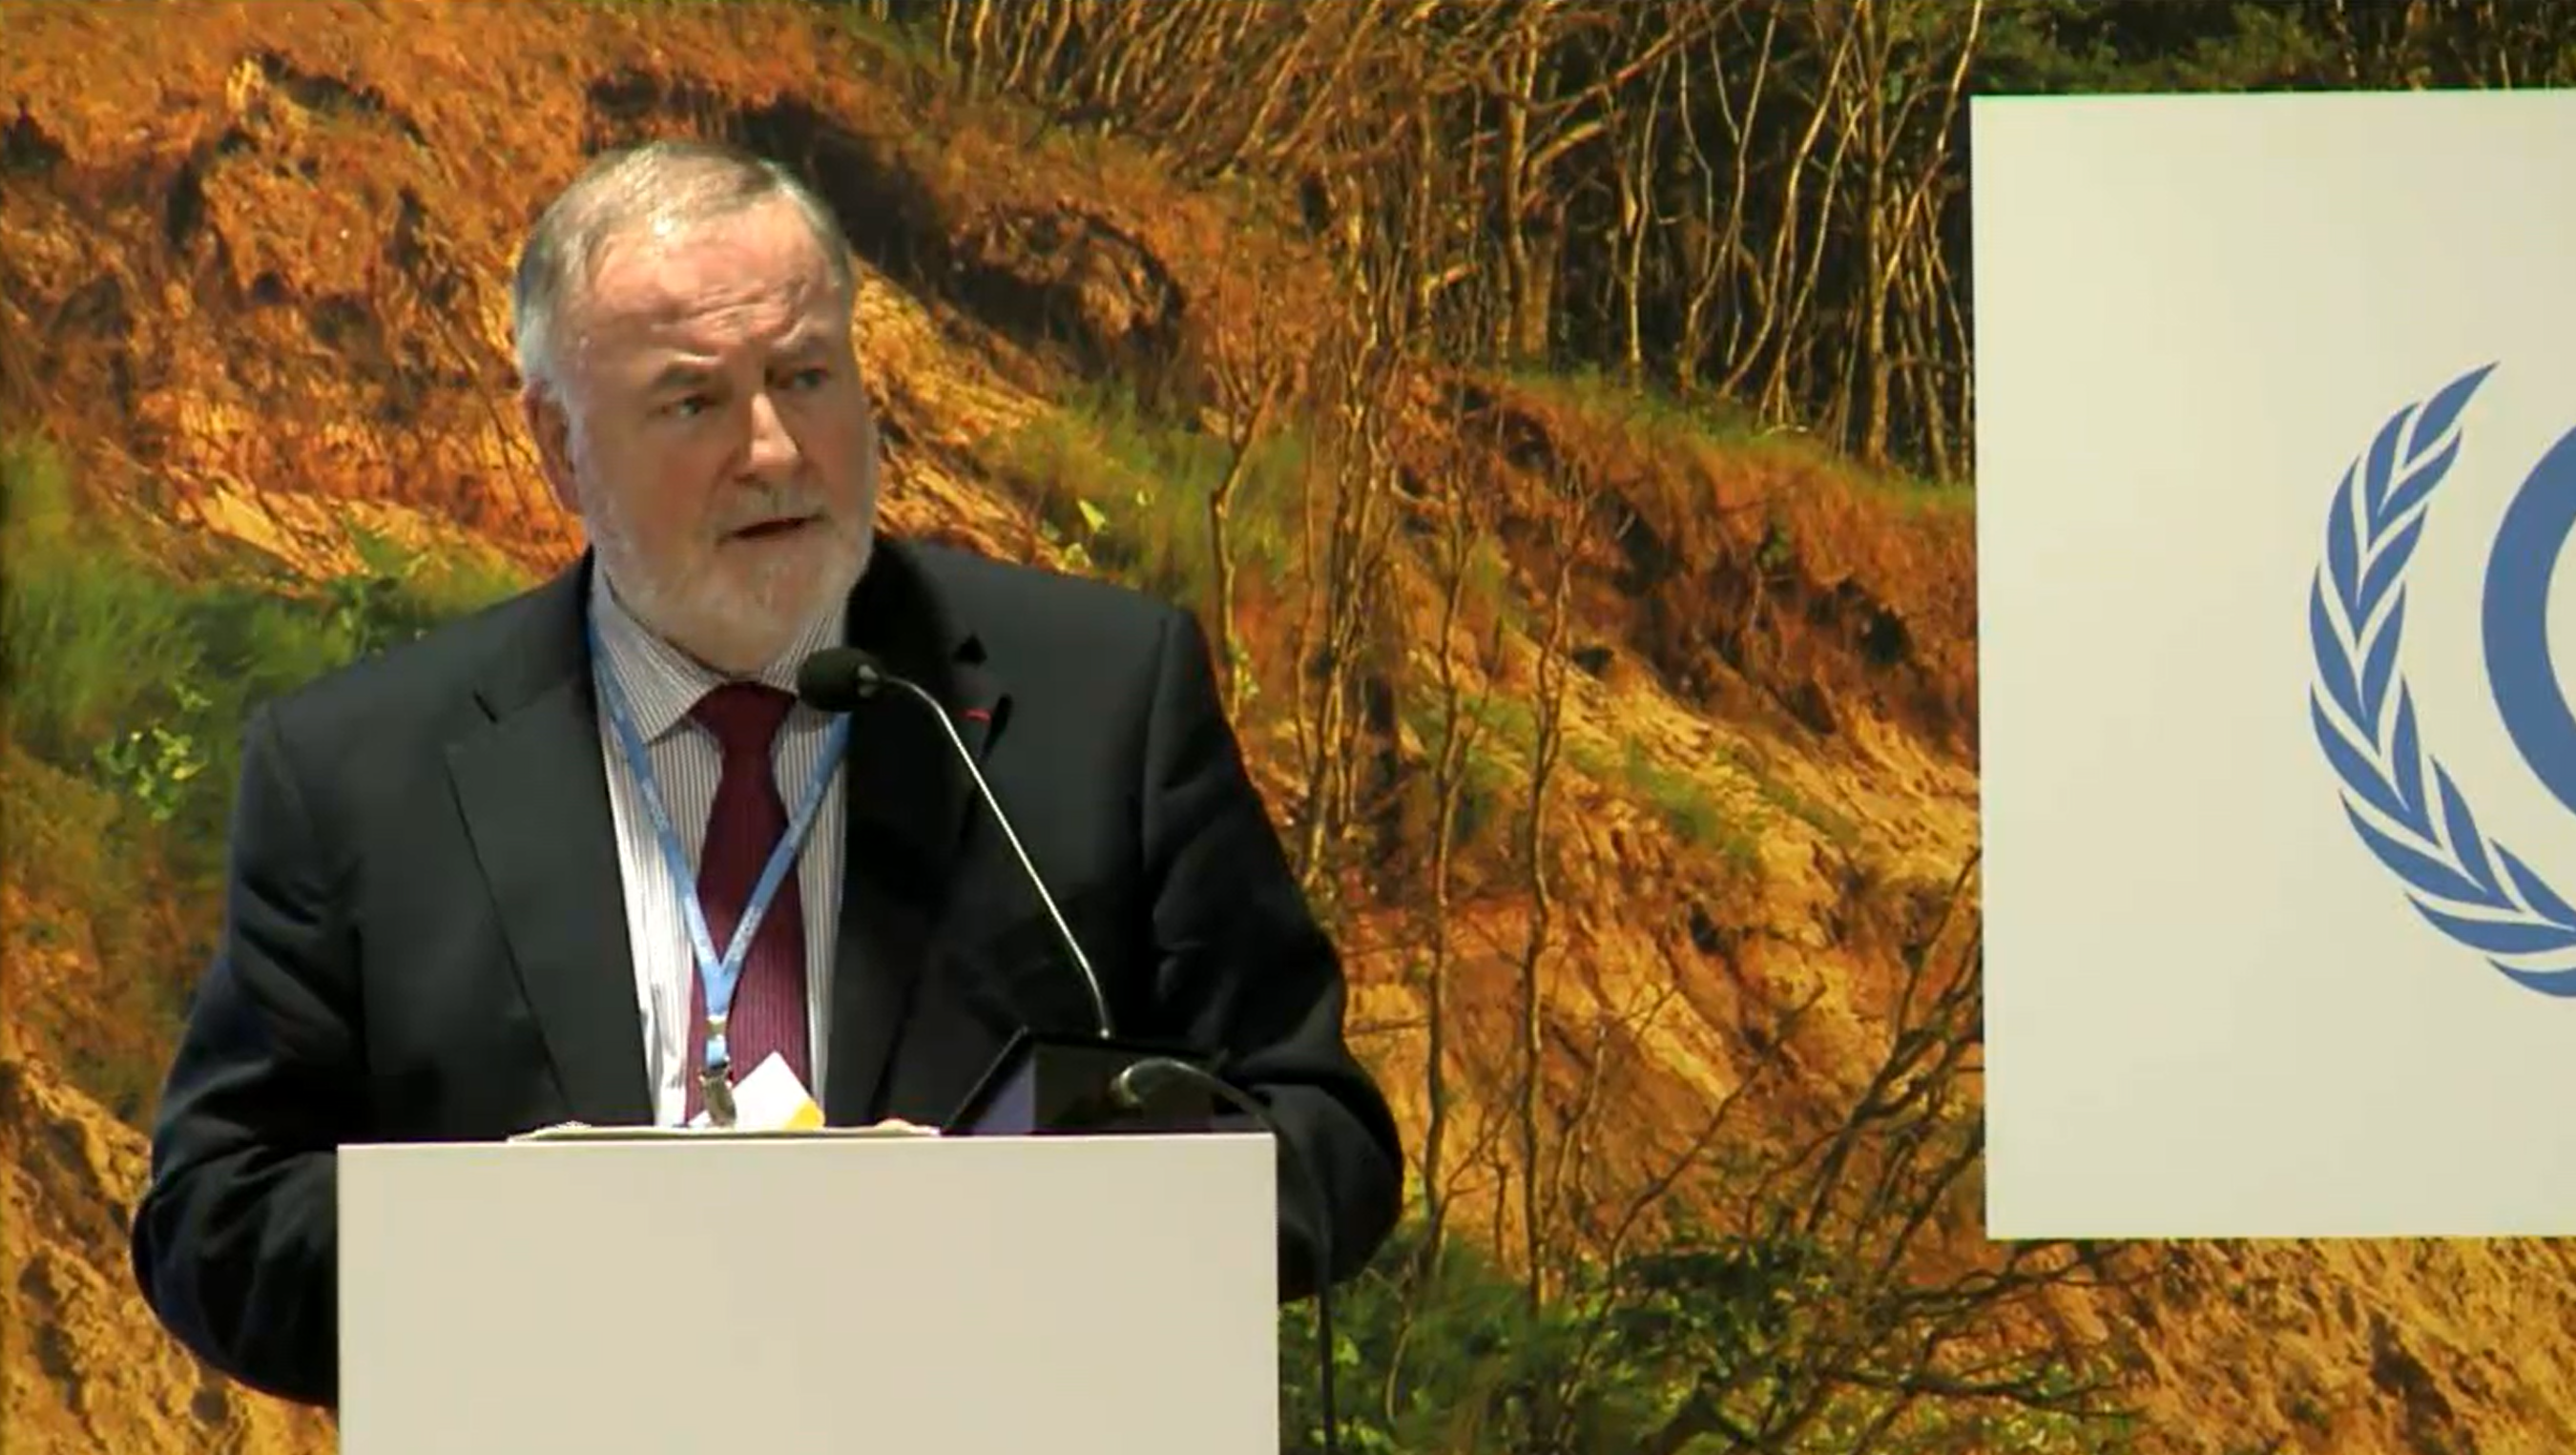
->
[714,489,829,534]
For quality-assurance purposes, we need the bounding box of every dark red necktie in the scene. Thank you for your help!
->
[683,682,810,1120]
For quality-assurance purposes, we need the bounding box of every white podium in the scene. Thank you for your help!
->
[335,1129,1279,1453]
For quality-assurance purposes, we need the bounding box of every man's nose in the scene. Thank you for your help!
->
[740,391,802,478]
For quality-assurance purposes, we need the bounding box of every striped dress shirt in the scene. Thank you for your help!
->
[587,570,848,1127]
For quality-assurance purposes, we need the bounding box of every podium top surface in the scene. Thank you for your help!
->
[334,1129,1280,1455]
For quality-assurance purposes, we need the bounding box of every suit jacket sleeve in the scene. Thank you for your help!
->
[131,700,359,1406]
[1135,604,1404,1297]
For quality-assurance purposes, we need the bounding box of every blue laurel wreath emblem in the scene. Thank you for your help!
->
[2309,362,2576,996]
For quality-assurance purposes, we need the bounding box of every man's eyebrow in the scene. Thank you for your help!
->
[645,360,716,393]
[641,334,838,392]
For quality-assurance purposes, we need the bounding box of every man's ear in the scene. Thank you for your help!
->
[523,384,579,516]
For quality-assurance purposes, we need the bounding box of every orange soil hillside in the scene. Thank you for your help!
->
[7,5,2576,1454]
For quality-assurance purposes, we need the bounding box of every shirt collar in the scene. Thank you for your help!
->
[588,566,843,743]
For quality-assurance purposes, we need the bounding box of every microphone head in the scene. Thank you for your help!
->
[795,646,887,713]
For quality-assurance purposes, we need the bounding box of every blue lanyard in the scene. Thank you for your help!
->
[587,614,851,1090]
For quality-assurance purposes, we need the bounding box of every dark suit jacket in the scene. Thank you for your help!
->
[129,535,1404,1407]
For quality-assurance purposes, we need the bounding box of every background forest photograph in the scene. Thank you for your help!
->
[9,1,2576,1452]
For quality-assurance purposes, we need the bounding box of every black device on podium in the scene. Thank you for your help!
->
[944,1026,1220,1135]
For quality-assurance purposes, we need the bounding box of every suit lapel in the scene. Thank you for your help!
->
[821,541,1010,1123]
[445,557,654,1127]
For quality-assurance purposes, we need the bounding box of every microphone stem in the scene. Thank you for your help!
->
[883,676,1115,1039]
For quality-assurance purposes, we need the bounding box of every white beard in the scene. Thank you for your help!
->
[582,477,873,676]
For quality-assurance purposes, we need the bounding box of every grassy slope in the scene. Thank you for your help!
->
[2,438,530,1119]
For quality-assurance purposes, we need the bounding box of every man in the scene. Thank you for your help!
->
[129,138,1403,1407]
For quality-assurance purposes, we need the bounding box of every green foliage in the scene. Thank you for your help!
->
[1725,742,1861,851]
[1393,689,1506,860]
[986,380,1303,613]
[1278,1226,1653,1455]
[1973,0,2347,94]
[1463,696,1538,763]
[90,680,213,826]
[1618,739,1757,870]
[0,440,204,771]
[0,436,530,1116]
[1415,679,1759,871]
[1278,1219,2140,1455]
[1505,365,1971,517]
[2,439,530,854]
[338,522,531,653]
[1506,363,1769,447]
[1445,696,1539,855]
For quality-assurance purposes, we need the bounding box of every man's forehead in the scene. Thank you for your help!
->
[579,262,840,356]
[588,248,822,319]
[588,203,830,300]
[596,285,831,339]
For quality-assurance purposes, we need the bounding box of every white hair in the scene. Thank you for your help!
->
[509,138,855,396]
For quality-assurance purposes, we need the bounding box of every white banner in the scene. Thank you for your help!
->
[1974,91,2576,1237]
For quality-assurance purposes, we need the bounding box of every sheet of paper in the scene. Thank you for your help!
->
[699,1050,825,1132]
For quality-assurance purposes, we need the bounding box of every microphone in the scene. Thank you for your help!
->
[796,646,1112,1037]
[1114,1059,1341,1455]
[800,645,1335,1444]
[793,646,1215,1138]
